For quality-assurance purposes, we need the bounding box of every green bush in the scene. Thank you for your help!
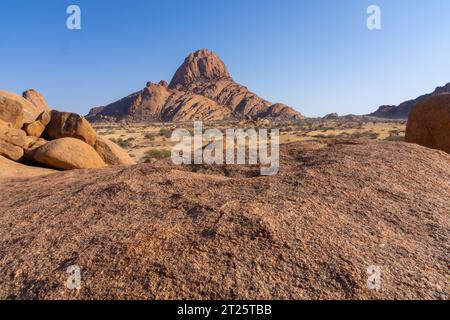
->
[351,130,364,139]
[385,134,404,142]
[144,132,156,141]
[143,149,171,162]
[159,128,172,139]
[111,137,134,149]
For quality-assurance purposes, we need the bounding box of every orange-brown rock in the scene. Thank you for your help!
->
[23,121,45,138]
[46,110,97,145]
[0,126,31,149]
[87,49,304,122]
[94,136,136,166]
[22,137,49,164]
[0,90,43,124]
[32,137,106,170]
[0,155,56,180]
[22,111,51,138]
[0,140,24,161]
[27,137,48,151]
[405,94,450,154]
[0,94,25,129]
[22,89,51,114]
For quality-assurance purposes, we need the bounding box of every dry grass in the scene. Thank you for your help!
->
[94,119,407,163]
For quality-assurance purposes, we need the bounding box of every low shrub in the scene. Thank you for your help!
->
[143,149,171,162]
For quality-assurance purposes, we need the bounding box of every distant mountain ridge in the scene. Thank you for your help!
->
[86,49,304,122]
[369,82,450,119]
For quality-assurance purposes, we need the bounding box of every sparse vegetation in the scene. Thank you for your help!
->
[144,132,156,141]
[143,148,171,162]
[385,134,405,142]
[96,119,407,163]
[159,128,172,139]
[110,137,135,149]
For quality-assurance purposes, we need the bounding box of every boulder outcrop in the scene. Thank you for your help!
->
[32,137,107,170]
[0,94,25,129]
[0,126,32,149]
[0,90,43,124]
[94,136,136,166]
[405,93,450,153]
[0,140,24,161]
[22,111,51,137]
[0,90,135,176]
[22,89,51,115]
[46,110,97,145]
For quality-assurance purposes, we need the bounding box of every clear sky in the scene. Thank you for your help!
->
[1,0,449,117]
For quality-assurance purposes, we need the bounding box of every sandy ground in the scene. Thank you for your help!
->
[94,120,406,163]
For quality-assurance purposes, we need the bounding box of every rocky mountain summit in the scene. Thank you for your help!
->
[369,82,450,119]
[86,49,304,122]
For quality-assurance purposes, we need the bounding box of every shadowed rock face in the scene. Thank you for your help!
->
[406,93,450,154]
[369,82,450,119]
[86,49,304,122]
[0,141,448,299]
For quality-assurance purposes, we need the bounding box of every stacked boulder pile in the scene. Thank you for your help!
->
[0,89,135,173]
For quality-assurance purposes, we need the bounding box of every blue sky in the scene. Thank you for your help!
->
[1,0,449,117]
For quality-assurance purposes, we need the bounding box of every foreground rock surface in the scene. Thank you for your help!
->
[32,137,106,170]
[406,94,450,154]
[0,155,56,180]
[0,141,448,299]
